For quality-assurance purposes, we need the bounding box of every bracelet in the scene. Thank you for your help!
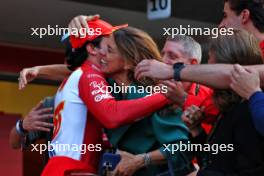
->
[15,119,27,136]
[143,153,151,167]
[19,120,28,133]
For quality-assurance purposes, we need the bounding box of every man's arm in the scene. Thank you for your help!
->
[19,64,71,89]
[9,101,53,149]
[36,64,70,80]
[181,64,264,89]
[135,60,232,89]
[9,127,23,149]
[180,64,232,89]
[135,59,264,89]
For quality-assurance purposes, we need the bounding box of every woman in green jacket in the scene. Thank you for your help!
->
[99,27,194,176]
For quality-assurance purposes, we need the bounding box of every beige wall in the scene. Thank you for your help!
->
[0,81,57,116]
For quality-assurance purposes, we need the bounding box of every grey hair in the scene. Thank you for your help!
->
[167,35,202,63]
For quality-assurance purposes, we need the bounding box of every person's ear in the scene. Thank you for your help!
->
[86,44,97,56]
[190,58,198,65]
[240,9,250,25]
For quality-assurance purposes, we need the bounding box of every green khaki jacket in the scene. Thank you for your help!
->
[106,79,194,175]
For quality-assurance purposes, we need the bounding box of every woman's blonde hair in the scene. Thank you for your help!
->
[113,27,161,86]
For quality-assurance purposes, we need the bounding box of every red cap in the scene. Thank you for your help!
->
[70,19,128,49]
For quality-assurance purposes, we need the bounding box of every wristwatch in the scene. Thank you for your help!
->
[15,119,28,136]
[173,63,185,81]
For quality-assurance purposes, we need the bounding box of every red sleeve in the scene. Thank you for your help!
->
[78,68,169,129]
[183,86,219,123]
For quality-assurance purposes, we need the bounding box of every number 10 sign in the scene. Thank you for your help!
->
[147,0,171,20]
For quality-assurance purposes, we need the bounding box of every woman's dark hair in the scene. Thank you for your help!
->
[224,0,264,32]
[65,36,102,71]
[210,29,263,112]
[113,27,161,86]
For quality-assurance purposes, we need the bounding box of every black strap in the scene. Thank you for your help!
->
[195,84,200,96]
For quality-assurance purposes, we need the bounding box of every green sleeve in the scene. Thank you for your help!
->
[151,106,189,144]
[152,106,195,174]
